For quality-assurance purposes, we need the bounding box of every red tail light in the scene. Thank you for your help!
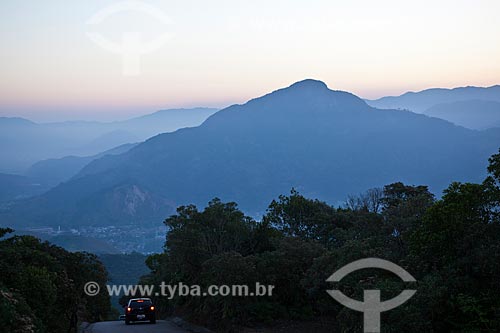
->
[150,306,155,311]
[127,307,131,312]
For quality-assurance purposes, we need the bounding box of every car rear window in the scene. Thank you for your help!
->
[129,300,152,308]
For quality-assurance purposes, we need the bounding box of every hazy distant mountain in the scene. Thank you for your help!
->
[0,144,137,202]
[366,85,500,113]
[116,108,221,138]
[0,117,36,126]
[0,173,49,202]
[3,80,499,227]
[424,100,500,130]
[0,108,218,173]
[365,85,500,130]
[25,143,137,187]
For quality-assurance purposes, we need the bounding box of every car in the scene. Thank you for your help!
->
[125,298,156,325]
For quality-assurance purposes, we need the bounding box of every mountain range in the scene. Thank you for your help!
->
[0,143,137,203]
[366,85,500,129]
[0,108,218,174]
[424,100,500,130]
[25,143,138,187]
[3,79,499,228]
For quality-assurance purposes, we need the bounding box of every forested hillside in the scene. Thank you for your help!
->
[0,229,113,332]
[136,150,500,332]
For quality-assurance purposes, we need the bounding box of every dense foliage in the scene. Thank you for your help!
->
[0,230,112,333]
[141,150,500,332]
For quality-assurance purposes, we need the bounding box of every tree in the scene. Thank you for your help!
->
[264,189,339,243]
[380,182,435,253]
[164,199,257,281]
[0,233,113,333]
[346,188,384,213]
[409,180,500,331]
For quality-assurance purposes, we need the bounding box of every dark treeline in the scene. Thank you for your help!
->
[138,150,500,332]
[2,150,500,332]
[0,230,113,333]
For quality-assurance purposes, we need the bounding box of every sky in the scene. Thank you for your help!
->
[0,0,499,121]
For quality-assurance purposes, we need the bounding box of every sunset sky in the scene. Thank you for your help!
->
[1,0,499,121]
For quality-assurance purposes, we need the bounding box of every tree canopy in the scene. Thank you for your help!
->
[0,230,113,333]
[140,149,500,332]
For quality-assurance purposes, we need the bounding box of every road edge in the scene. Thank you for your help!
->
[79,322,92,333]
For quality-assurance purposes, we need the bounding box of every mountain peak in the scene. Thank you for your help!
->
[202,79,371,130]
[289,79,328,90]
